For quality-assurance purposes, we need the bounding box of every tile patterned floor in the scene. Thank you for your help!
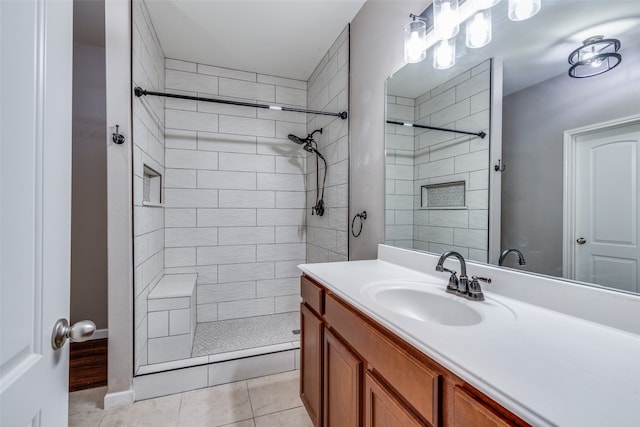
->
[191,312,300,357]
[69,370,313,427]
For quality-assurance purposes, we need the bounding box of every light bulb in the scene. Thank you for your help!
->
[466,10,492,49]
[434,0,459,40]
[434,39,456,70]
[404,20,427,63]
[508,0,541,21]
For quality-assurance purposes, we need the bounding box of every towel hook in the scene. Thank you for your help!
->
[494,159,506,172]
[112,124,125,145]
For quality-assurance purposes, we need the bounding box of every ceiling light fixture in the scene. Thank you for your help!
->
[568,35,622,78]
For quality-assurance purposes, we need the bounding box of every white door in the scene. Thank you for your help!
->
[1,0,74,425]
[573,122,640,292]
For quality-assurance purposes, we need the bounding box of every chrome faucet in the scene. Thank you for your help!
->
[436,251,491,301]
[498,248,527,266]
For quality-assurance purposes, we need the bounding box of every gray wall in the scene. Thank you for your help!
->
[350,0,430,260]
[502,51,640,276]
[71,2,108,330]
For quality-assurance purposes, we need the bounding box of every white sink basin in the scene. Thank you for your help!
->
[361,280,483,326]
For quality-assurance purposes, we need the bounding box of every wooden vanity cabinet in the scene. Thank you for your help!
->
[300,302,323,427]
[365,372,427,427]
[300,274,530,427]
[323,328,362,427]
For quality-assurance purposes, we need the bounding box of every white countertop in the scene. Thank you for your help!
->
[298,247,640,427]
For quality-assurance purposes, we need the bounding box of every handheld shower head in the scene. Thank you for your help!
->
[287,134,305,145]
[287,129,323,148]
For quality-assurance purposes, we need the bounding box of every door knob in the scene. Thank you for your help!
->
[576,237,587,245]
[51,318,96,350]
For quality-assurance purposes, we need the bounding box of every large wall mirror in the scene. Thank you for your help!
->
[385,1,640,295]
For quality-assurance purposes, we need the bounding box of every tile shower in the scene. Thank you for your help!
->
[132,0,349,383]
[385,60,490,263]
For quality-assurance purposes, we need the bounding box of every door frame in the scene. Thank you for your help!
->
[562,114,640,279]
[104,0,135,409]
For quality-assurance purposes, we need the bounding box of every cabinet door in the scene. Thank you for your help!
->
[453,386,513,427]
[364,372,428,427]
[324,328,363,427]
[301,303,323,427]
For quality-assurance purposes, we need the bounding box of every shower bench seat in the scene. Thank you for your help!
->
[146,274,197,364]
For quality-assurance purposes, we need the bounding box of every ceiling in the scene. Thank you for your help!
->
[145,0,367,81]
[387,1,640,98]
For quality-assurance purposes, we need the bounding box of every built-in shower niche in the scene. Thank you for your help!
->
[142,165,162,207]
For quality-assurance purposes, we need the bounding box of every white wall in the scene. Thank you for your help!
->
[306,26,350,263]
[132,0,166,372]
[162,59,308,323]
[385,95,415,249]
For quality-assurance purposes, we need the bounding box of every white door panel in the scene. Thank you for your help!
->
[574,123,640,292]
[1,0,73,425]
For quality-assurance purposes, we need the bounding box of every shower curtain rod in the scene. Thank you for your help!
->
[386,120,486,139]
[134,87,348,120]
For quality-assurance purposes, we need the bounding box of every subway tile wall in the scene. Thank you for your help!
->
[385,96,415,249]
[385,60,491,262]
[162,58,309,323]
[133,0,165,372]
[306,26,350,262]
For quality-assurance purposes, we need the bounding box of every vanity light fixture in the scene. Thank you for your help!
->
[568,36,622,78]
[404,17,427,63]
[508,0,541,21]
[434,38,457,69]
[433,0,460,40]
[404,0,540,70]
[466,9,492,49]
[473,0,501,8]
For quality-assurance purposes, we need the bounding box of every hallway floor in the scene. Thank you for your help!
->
[69,370,312,427]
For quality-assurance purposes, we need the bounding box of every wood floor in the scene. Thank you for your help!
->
[69,338,108,392]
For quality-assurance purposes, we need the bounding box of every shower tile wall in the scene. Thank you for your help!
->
[385,95,415,249]
[412,60,491,262]
[384,61,490,261]
[305,26,350,263]
[162,59,308,323]
[132,0,166,372]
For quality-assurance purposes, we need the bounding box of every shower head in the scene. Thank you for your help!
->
[287,134,306,145]
[287,128,323,147]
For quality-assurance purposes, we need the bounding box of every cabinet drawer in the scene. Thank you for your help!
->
[325,293,441,426]
[453,386,515,427]
[301,275,324,315]
[365,371,428,427]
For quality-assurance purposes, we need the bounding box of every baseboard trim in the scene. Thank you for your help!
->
[103,389,135,409]
[91,328,108,340]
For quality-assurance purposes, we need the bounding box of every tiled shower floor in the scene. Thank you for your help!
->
[191,312,300,357]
